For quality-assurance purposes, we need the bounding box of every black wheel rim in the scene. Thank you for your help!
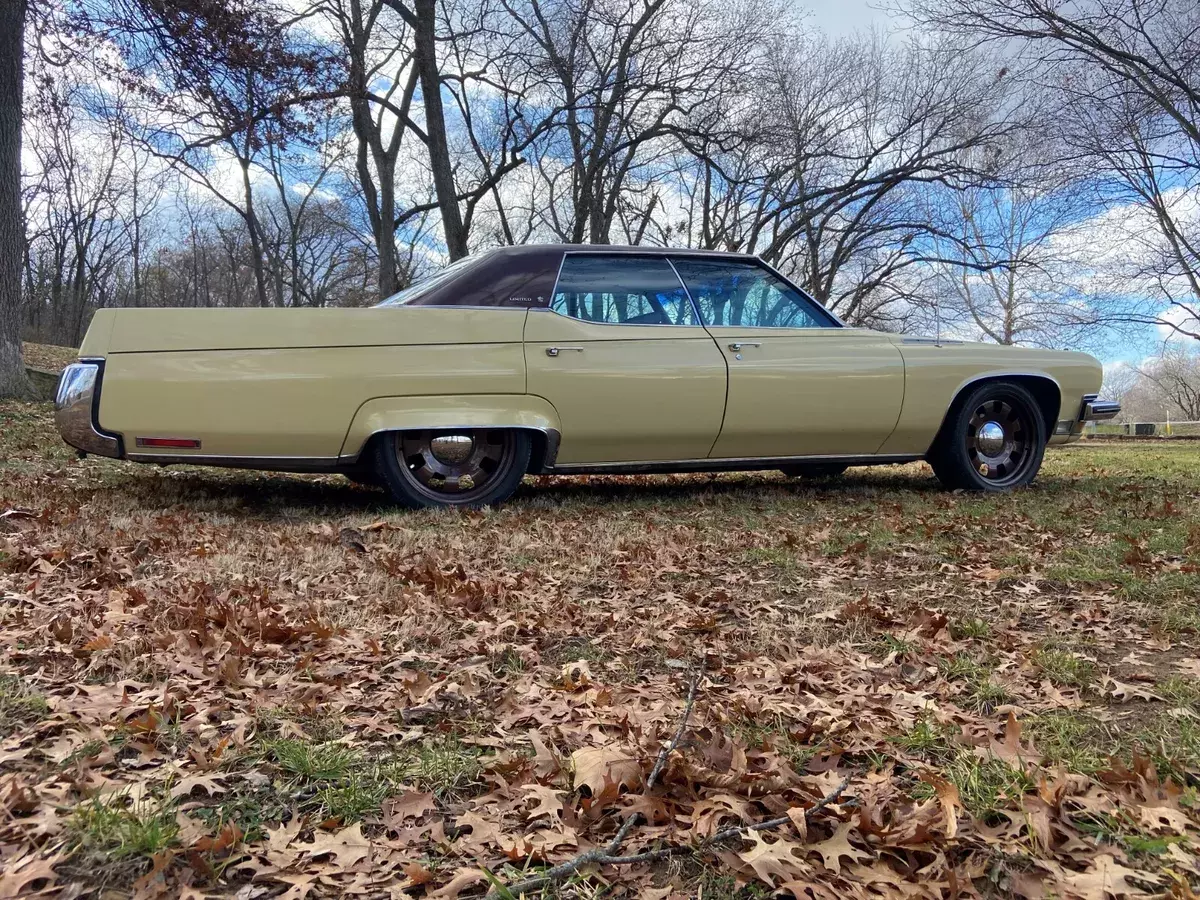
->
[393,430,516,503]
[965,398,1034,487]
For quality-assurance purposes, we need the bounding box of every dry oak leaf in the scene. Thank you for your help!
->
[170,773,228,799]
[739,830,811,886]
[561,659,594,690]
[522,783,566,822]
[383,790,436,825]
[920,771,963,839]
[0,852,60,898]
[300,822,372,867]
[808,821,873,875]
[427,868,489,899]
[454,810,504,848]
[1053,854,1159,898]
[571,746,641,798]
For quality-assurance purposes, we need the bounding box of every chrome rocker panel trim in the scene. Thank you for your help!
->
[55,359,123,459]
[546,453,922,476]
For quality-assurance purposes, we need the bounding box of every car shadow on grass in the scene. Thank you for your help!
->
[98,463,949,517]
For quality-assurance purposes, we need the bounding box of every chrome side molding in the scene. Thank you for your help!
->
[55,359,122,459]
[548,453,922,476]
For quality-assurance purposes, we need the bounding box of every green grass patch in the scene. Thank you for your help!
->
[1030,647,1097,689]
[0,675,49,738]
[69,793,179,861]
[1026,711,1112,774]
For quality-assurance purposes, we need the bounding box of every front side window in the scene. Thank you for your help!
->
[551,255,698,326]
[671,259,834,329]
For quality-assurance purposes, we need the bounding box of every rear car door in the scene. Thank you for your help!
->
[524,253,728,465]
[671,257,905,459]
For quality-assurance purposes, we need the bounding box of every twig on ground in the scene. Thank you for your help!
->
[485,668,853,898]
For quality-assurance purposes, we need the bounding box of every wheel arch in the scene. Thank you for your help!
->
[339,395,561,472]
[929,373,1061,456]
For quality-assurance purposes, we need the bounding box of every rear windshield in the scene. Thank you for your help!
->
[375,256,481,307]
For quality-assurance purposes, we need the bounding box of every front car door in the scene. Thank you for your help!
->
[670,257,906,459]
[524,253,728,465]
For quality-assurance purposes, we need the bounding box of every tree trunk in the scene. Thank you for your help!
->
[412,0,467,260]
[0,0,31,398]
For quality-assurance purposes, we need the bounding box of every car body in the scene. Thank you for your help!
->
[56,245,1120,507]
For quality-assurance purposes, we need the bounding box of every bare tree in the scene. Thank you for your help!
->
[0,0,30,397]
[500,0,773,245]
[675,33,1024,327]
[920,135,1111,347]
[905,0,1200,341]
[1134,346,1200,419]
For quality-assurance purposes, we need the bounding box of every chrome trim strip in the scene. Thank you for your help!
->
[903,337,965,345]
[548,453,921,476]
[125,453,341,472]
[664,256,704,326]
[55,359,123,459]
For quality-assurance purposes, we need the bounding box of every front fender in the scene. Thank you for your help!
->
[338,395,562,463]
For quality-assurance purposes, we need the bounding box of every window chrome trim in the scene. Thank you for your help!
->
[55,359,123,459]
[664,256,704,329]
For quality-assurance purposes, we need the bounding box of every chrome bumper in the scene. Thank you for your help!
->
[55,360,122,458]
[1081,394,1121,421]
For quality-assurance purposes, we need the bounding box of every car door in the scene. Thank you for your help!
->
[524,253,728,465]
[670,257,905,459]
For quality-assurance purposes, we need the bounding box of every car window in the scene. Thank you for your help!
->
[671,259,833,329]
[550,255,698,326]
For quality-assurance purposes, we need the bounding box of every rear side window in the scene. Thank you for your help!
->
[551,255,698,326]
[671,259,835,329]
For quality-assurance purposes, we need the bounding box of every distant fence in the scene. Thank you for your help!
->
[1085,421,1200,439]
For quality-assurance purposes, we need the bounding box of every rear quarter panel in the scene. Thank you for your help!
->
[878,341,1103,456]
[97,308,528,460]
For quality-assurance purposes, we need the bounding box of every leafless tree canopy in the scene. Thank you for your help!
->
[1,0,1198,388]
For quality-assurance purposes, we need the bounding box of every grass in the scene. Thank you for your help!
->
[0,674,49,738]
[4,402,1200,896]
[69,796,178,868]
[1029,646,1098,689]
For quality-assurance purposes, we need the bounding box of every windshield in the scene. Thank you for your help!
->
[374,256,480,307]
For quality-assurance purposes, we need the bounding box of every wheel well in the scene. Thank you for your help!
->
[358,428,551,474]
[933,375,1061,451]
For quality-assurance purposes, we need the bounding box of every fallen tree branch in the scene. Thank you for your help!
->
[486,669,852,898]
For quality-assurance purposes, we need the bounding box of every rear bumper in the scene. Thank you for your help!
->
[55,360,123,458]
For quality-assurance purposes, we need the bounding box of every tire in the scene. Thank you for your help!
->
[780,463,849,480]
[928,381,1048,492]
[373,429,531,510]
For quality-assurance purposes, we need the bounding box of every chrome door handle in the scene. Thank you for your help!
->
[546,346,584,357]
[728,342,762,352]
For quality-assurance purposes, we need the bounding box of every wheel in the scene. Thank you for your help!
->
[373,429,531,509]
[928,381,1047,492]
[780,463,848,480]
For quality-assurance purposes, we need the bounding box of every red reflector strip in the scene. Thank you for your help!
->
[135,437,202,449]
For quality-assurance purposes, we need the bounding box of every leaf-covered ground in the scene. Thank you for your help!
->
[2,400,1199,899]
